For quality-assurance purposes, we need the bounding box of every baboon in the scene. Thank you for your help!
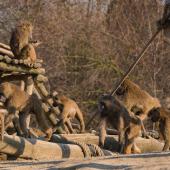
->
[19,40,41,63]
[10,21,33,58]
[19,43,36,63]
[98,94,142,154]
[148,107,170,151]
[116,79,161,121]
[0,82,52,141]
[53,95,85,134]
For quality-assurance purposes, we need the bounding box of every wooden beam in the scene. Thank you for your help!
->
[0,135,113,160]
[0,47,14,58]
[51,134,164,153]
[0,62,45,74]
[0,43,11,51]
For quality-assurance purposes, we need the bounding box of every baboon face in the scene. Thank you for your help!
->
[52,94,64,112]
[131,105,143,116]
[18,21,33,39]
[98,94,115,117]
[148,108,161,122]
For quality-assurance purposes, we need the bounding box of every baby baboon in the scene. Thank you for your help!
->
[19,43,36,63]
[0,82,52,141]
[116,79,161,121]
[98,94,142,154]
[53,95,85,134]
[10,21,33,58]
[148,107,170,151]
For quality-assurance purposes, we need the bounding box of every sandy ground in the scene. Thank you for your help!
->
[0,152,170,170]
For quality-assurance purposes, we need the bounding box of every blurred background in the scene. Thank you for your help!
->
[0,0,169,124]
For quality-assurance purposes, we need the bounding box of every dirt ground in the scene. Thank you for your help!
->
[0,152,170,170]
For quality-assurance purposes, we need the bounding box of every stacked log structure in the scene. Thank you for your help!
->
[0,42,60,129]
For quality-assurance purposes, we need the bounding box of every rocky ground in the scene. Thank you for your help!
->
[0,152,170,170]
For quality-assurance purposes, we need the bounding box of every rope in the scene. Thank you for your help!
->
[67,140,105,158]
[70,140,92,158]
[88,143,105,157]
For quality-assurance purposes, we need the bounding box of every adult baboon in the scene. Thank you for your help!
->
[148,107,170,151]
[116,79,161,121]
[10,21,33,58]
[53,95,85,134]
[98,94,142,154]
[0,82,52,141]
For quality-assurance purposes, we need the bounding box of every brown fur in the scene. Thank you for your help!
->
[54,95,85,134]
[20,43,36,63]
[148,107,170,151]
[0,82,52,141]
[98,94,142,154]
[10,21,33,58]
[116,79,161,121]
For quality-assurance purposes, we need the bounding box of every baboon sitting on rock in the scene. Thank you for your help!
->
[10,21,33,58]
[98,94,142,154]
[10,21,38,63]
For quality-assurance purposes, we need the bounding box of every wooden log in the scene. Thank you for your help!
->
[4,55,12,64]
[33,87,59,126]
[0,135,84,160]
[0,74,33,82]
[12,59,19,64]
[20,80,25,91]
[0,43,11,51]
[35,74,49,82]
[0,135,113,160]
[0,62,45,74]
[26,76,34,95]
[34,83,60,117]
[36,59,43,63]
[36,82,49,96]
[0,47,13,58]
[51,134,164,153]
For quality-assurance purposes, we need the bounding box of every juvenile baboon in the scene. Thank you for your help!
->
[19,43,36,63]
[116,79,161,121]
[0,82,52,141]
[53,95,85,134]
[98,94,142,154]
[148,107,170,151]
[10,21,33,58]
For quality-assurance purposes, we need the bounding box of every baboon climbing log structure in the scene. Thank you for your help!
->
[0,42,60,127]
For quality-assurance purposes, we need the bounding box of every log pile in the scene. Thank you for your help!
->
[0,42,165,161]
[0,42,60,128]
